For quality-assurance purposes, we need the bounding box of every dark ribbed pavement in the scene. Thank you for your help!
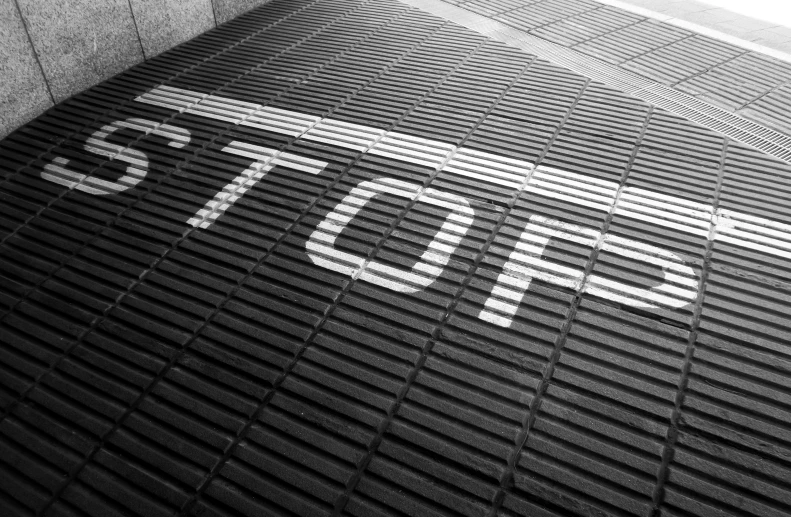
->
[1,1,791,517]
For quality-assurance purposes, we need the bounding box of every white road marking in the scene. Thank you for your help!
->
[136,87,320,137]
[41,118,190,195]
[306,179,474,292]
[188,140,328,229]
[188,143,278,229]
[306,178,423,276]
[369,132,457,169]
[131,86,791,319]
[359,189,474,292]
[526,166,620,212]
[242,106,320,136]
[614,187,712,237]
[480,215,599,326]
[132,87,791,263]
[303,119,385,151]
[715,209,791,258]
[583,234,699,310]
[444,148,531,190]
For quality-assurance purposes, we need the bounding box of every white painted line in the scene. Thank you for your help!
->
[306,178,423,277]
[369,132,457,169]
[585,234,699,311]
[187,141,328,229]
[715,209,791,258]
[590,0,791,65]
[303,119,385,151]
[526,166,620,212]
[242,107,320,137]
[132,86,791,263]
[614,187,712,237]
[41,118,191,196]
[360,188,474,292]
[444,148,532,189]
[137,86,321,137]
[188,143,278,228]
[307,179,474,292]
[480,215,599,327]
[583,235,698,309]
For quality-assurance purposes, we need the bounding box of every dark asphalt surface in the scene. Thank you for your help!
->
[2,0,791,516]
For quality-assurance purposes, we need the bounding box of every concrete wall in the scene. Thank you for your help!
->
[0,0,271,139]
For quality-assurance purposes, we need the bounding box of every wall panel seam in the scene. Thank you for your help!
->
[126,0,148,60]
[11,0,55,106]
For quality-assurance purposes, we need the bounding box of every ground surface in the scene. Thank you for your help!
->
[1,0,791,516]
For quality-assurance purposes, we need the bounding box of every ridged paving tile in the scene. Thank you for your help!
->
[4,0,791,515]
[675,53,791,112]
[509,300,688,517]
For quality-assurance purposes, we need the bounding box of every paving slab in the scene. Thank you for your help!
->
[2,0,791,516]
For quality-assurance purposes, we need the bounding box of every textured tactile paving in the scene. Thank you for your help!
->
[3,0,791,516]
[405,0,791,164]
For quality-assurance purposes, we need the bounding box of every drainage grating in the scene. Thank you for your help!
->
[397,0,791,164]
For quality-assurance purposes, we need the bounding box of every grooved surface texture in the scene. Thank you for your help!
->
[1,0,791,516]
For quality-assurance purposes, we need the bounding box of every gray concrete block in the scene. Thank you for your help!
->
[0,0,53,139]
[213,0,270,25]
[16,0,144,102]
[131,0,215,59]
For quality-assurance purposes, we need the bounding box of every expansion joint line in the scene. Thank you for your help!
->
[126,0,147,60]
[737,77,791,111]
[177,15,470,517]
[0,0,363,430]
[333,51,539,516]
[649,138,730,516]
[487,97,654,517]
[672,48,751,88]
[32,1,410,514]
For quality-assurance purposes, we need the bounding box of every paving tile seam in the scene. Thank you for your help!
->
[491,0,664,52]
[486,81,601,517]
[654,44,751,90]
[486,0,620,41]
[465,0,690,58]
[588,0,791,66]
[399,0,791,164]
[333,49,540,517]
[0,0,311,194]
[613,31,747,80]
[467,0,779,81]
[0,0,378,428]
[650,139,730,516]
[0,0,326,320]
[737,78,791,112]
[4,1,428,511]
[488,97,655,517]
[565,9,668,51]
[329,78,549,517]
[183,27,494,516]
